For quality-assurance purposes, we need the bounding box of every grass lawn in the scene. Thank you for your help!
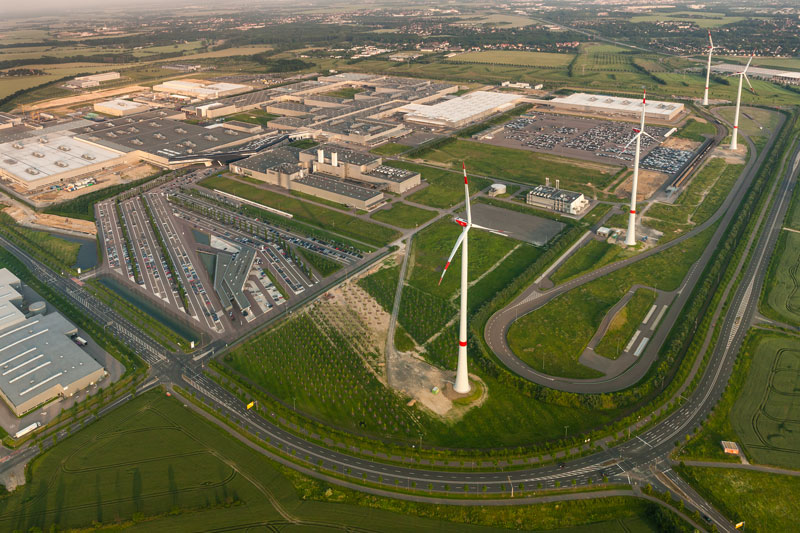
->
[0,389,664,533]
[415,139,621,193]
[298,248,342,277]
[507,224,715,378]
[370,142,410,156]
[676,465,800,532]
[407,218,518,300]
[357,265,400,312]
[0,211,80,270]
[198,175,399,247]
[226,110,278,127]
[674,119,716,142]
[595,289,657,359]
[449,50,575,68]
[289,138,319,149]
[322,87,363,99]
[370,202,436,229]
[550,240,630,285]
[387,160,491,209]
[716,107,782,139]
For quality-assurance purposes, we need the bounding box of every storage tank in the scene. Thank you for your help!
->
[28,301,46,315]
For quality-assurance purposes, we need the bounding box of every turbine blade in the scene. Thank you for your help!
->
[463,162,472,225]
[743,56,753,73]
[622,132,641,152]
[438,229,467,285]
[470,222,508,236]
[641,130,660,142]
[743,73,755,94]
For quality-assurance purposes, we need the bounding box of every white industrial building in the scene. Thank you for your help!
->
[711,63,800,85]
[65,72,120,89]
[0,269,106,417]
[401,91,524,128]
[0,132,126,189]
[93,98,151,117]
[544,93,685,122]
[152,80,252,100]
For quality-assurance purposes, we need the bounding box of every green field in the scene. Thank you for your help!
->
[550,240,630,285]
[386,161,491,209]
[674,119,716,142]
[676,466,800,532]
[449,50,575,68]
[716,107,782,139]
[730,333,800,468]
[761,232,800,326]
[370,202,437,229]
[198,175,399,247]
[413,139,620,194]
[630,12,750,28]
[0,389,669,532]
[595,289,657,359]
[572,43,638,74]
[507,224,714,378]
[370,142,410,156]
[644,157,742,241]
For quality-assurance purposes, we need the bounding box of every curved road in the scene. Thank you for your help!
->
[484,109,781,393]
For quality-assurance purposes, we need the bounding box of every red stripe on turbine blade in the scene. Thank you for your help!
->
[459,341,467,347]
[630,210,636,214]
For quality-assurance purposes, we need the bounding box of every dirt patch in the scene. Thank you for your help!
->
[663,137,700,151]
[615,169,669,201]
[28,161,158,205]
[2,204,96,235]
[712,147,747,165]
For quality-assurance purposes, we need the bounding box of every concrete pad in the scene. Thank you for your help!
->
[458,202,565,245]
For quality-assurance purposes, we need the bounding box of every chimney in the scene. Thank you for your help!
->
[317,148,324,164]
[555,179,560,190]
[545,177,550,187]
[331,152,338,167]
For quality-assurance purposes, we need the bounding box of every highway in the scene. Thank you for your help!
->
[0,120,796,533]
[484,109,782,393]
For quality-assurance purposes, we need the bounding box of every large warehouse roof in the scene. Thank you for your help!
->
[0,132,122,182]
[548,93,684,120]
[0,269,105,415]
[401,91,522,127]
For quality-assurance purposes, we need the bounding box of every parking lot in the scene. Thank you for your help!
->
[483,113,671,165]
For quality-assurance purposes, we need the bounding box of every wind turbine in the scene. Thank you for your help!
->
[730,56,755,151]
[438,163,505,394]
[703,31,715,106]
[622,89,658,247]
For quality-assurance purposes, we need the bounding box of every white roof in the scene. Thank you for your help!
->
[551,92,684,117]
[711,63,800,80]
[0,270,25,333]
[96,99,149,112]
[0,132,122,182]
[402,91,523,125]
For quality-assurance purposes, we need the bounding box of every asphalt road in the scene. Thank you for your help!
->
[484,110,780,393]
[0,118,796,533]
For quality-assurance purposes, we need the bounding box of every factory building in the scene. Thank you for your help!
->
[65,72,120,89]
[93,98,151,117]
[0,269,106,417]
[542,93,685,122]
[300,144,420,193]
[213,247,256,314]
[0,113,23,131]
[292,173,384,211]
[526,179,588,215]
[401,91,524,129]
[711,63,800,85]
[152,80,252,100]
[229,147,305,188]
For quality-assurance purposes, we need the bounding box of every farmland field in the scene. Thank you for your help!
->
[762,228,800,327]
[630,12,753,28]
[198,174,400,247]
[386,161,491,209]
[413,139,620,193]
[730,333,800,468]
[508,224,714,378]
[676,466,800,532]
[370,202,437,229]
[448,50,574,68]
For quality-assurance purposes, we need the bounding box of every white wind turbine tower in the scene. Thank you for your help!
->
[438,163,506,394]
[623,89,658,247]
[730,56,755,151]
[703,31,715,106]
